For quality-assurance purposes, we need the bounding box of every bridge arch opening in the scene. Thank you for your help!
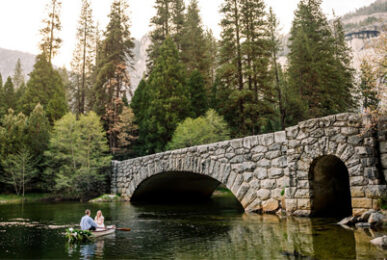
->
[130,172,243,211]
[309,155,352,218]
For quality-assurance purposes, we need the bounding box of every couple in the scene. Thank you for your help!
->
[80,209,105,231]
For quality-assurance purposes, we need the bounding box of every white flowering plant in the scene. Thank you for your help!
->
[65,228,93,243]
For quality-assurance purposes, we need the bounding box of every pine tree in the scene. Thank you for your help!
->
[70,0,95,116]
[359,59,379,110]
[139,37,190,154]
[147,0,185,70]
[268,8,285,130]
[240,0,273,134]
[171,0,185,51]
[217,0,244,136]
[93,0,134,151]
[204,30,218,89]
[181,0,208,77]
[3,77,16,110]
[13,59,25,89]
[287,0,354,119]
[187,70,208,118]
[40,0,62,64]
[216,0,273,136]
[21,55,68,123]
[332,14,355,112]
[0,74,4,118]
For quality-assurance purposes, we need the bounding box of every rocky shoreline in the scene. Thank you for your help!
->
[338,209,387,249]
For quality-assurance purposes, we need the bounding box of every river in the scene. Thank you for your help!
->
[0,192,386,259]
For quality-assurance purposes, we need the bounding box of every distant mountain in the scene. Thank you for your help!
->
[0,48,35,81]
[0,34,149,95]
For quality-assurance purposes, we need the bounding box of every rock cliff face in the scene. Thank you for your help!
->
[128,34,150,98]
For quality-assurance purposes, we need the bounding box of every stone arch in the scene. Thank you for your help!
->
[308,155,352,217]
[116,152,250,208]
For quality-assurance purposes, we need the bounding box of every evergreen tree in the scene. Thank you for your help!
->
[3,77,16,110]
[40,0,62,63]
[139,37,190,154]
[70,0,95,116]
[21,55,68,123]
[171,0,185,51]
[332,14,355,111]
[26,104,50,168]
[93,0,134,151]
[13,59,25,89]
[181,0,208,78]
[359,58,379,110]
[187,70,208,118]
[216,0,244,136]
[0,74,4,118]
[147,0,185,70]
[287,0,354,119]
[204,30,218,90]
[268,8,285,129]
[216,0,273,136]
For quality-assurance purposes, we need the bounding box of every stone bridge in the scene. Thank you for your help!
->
[111,113,387,217]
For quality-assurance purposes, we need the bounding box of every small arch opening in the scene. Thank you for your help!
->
[309,155,352,218]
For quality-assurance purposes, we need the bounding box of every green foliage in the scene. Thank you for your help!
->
[0,147,37,196]
[287,0,354,121]
[0,104,51,193]
[65,228,93,243]
[21,54,68,123]
[45,112,111,200]
[187,70,208,118]
[181,0,209,78]
[216,0,273,137]
[358,58,379,110]
[135,37,191,154]
[3,77,16,110]
[167,109,230,150]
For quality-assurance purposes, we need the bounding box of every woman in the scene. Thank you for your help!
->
[94,210,105,229]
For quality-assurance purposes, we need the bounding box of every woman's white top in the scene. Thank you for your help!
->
[95,216,105,228]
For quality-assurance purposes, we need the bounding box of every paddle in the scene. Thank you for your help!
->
[116,227,131,232]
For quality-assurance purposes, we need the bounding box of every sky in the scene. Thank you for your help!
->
[0,0,376,68]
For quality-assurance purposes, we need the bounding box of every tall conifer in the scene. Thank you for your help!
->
[70,0,95,116]
[40,0,62,64]
[93,0,134,151]
[13,59,25,89]
[287,0,354,119]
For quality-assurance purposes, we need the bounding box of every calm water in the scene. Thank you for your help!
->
[0,193,386,259]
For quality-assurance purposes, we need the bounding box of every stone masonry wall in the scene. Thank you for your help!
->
[378,116,387,186]
[112,113,387,216]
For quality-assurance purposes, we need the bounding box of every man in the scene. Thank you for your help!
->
[80,209,98,231]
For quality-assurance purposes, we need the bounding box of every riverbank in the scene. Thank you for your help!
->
[0,193,55,204]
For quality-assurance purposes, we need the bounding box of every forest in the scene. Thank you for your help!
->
[0,0,384,200]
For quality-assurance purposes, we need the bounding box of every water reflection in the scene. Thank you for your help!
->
[0,200,386,259]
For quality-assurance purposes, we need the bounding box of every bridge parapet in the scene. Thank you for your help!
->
[112,113,387,216]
